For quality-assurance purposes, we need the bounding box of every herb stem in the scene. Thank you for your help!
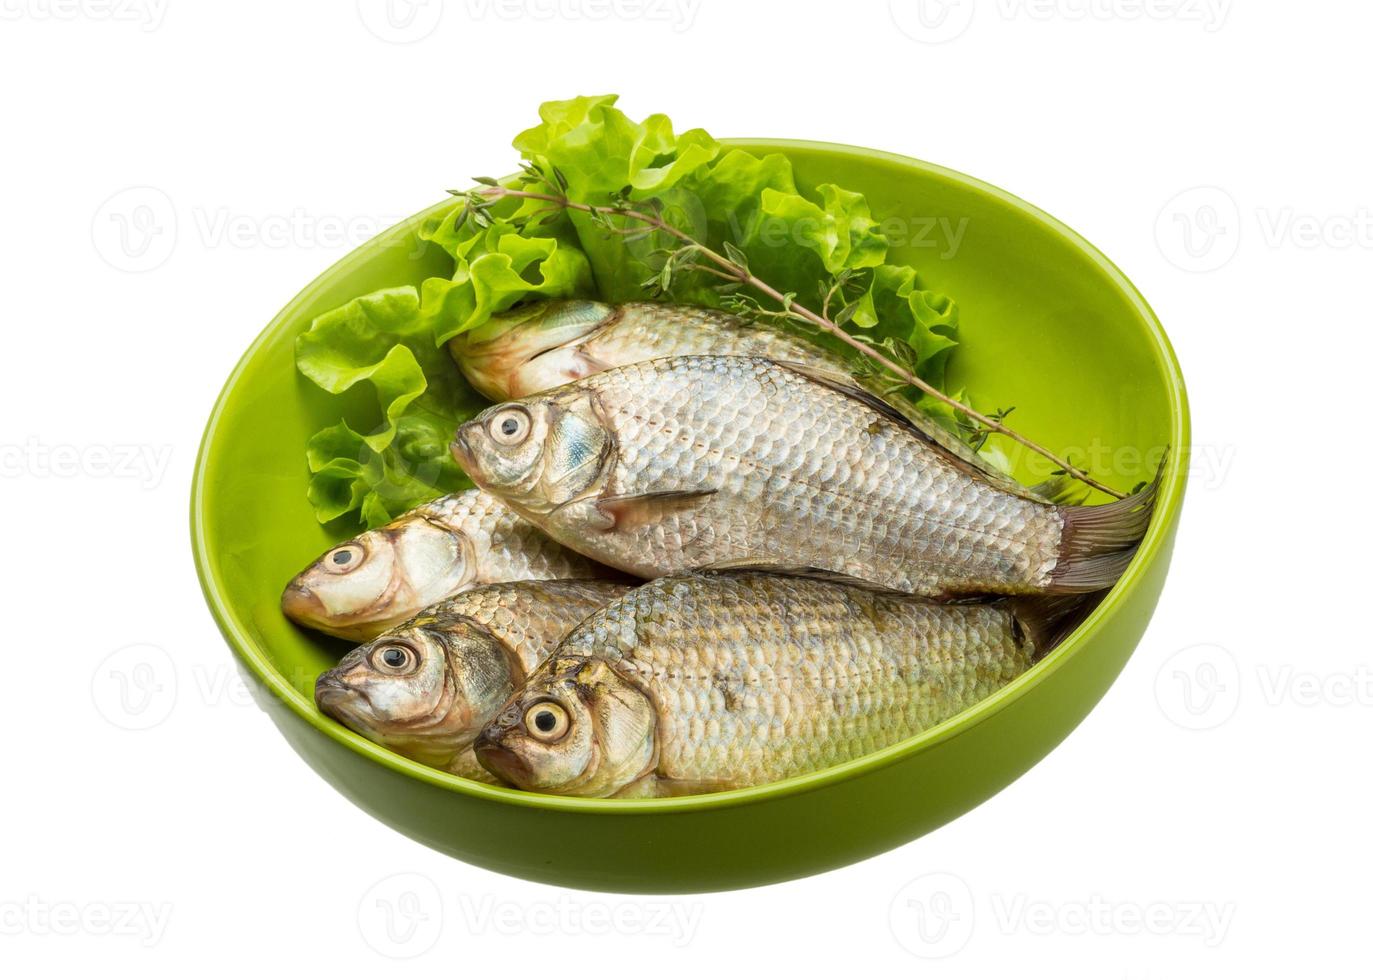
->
[477,184,1127,499]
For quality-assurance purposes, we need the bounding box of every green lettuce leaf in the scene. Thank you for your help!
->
[295,94,971,527]
[295,287,483,527]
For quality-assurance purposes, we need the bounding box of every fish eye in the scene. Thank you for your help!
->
[370,644,417,674]
[523,701,570,742]
[324,543,365,573]
[488,406,532,446]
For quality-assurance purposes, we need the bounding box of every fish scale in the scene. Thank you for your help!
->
[552,574,1037,791]
[315,578,632,776]
[417,579,633,673]
[282,487,617,641]
[424,489,607,585]
[567,356,1062,595]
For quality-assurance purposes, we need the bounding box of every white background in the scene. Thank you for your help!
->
[2,1,1367,975]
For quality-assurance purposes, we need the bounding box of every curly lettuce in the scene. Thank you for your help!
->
[295,288,483,526]
[296,94,966,528]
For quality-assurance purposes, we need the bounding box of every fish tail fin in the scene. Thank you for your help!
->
[1009,592,1105,660]
[1049,451,1167,593]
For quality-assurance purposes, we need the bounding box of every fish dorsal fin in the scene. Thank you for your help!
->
[774,359,918,429]
[772,359,1065,505]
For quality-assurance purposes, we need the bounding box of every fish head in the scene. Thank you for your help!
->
[314,620,515,769]
[452,391,611,515]
[281,513,472,641]
[473,656,655,797]
[449,300,616,399]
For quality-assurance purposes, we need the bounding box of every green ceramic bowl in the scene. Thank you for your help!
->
[192,140,1188,893]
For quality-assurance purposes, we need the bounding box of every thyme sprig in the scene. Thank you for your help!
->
[452,171,1128,499]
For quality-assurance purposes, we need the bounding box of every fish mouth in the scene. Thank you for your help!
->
[314,674,364,722]
[450,427,477,472]
[281,580,327,627]
[473,731,530,787]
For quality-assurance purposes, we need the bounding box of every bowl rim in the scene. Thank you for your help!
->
[191,138,1190,815]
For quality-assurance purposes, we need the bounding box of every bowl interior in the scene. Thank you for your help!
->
[193,140,1185,808]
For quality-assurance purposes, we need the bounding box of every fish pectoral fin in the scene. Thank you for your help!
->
[568,350,614,379]
[595,489,718,532]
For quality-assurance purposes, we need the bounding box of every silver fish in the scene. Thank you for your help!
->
[474,572,1086,797]
[448,300,836,401]
[451,356,1157,598]
[282,488,617,642]
[315,579,632,777]
[449,299,1056,502]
